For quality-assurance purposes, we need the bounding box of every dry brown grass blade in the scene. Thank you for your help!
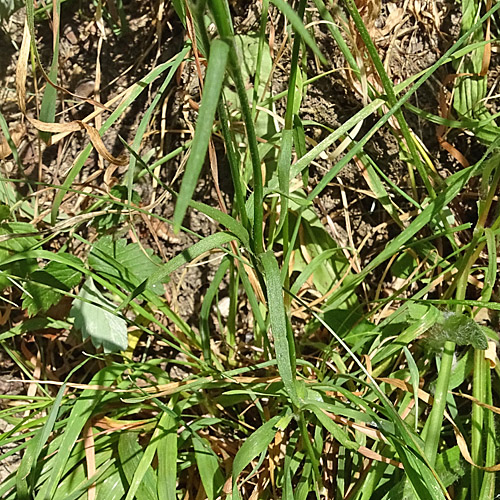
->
[16,19,127,166]
[480,0,493,76]
[321,408,404,468]
[357,445,403,469]
[451,389,500,416]
[83,421,97,500]
[0,125,26,160]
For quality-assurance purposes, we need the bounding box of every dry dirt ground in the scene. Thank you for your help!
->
[0,0,489,484]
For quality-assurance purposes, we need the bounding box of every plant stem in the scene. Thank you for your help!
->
[209,0,264,254]
[422,340,454,466]
[471,347,486,498]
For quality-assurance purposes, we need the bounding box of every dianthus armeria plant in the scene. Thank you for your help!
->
[0,0,499,499]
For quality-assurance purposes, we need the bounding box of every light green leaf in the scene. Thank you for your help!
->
[22,257,82,316]
[193,433,225,500]
[260,251,299,406]
[232,415,281,499]
[89,236,162,294]
[34,365,124,500]
[0,222,39,290]
[426,311,488,351]
[118,433,158,500]
[173,38,230,231]
[69,278,128,352]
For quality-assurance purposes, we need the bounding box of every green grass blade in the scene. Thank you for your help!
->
[232,414,282,499]
[157,411,178,500]
[34,365,125,500]
[118,432,157,500]
[200,256,230,364]
[123,414,169,500]
[260,250,299,406]
[173,39,230,232]
[270,0,327,65]
[51,45,190,224]
[38,0,61,143]
[146,231,236,291]
[193,433,225,500]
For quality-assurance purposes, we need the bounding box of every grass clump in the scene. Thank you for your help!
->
[0,0,500,499]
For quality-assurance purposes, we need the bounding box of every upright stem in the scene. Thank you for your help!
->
[422,340,454,466]
[209,0,264,253]
[471,348,486,498]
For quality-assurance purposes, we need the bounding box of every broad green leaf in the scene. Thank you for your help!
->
[232,415,281,498]
[89,236,162,294]
[118,432,158,500]
[173,39,230,231]
[193,433,225,500]
[435,446,466,487]
[69,277,128,352]
[22,257,82,316]
[0,202,10,221]
[0,222,39,290]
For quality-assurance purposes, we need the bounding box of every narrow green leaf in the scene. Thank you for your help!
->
[118,433,158,500]
[51,44,191,224]
[193,433,225,500]
[34,365,124,500]
[157,412,177,500]
[173,39,230,231]
[15,383,67,499]
[403,346,420,432]
[38,0,60,142]
[200,256,230,363]
[232,415,281,498]
[124,415,167,500]
[145,232,236,293]
[260,251,299,406]
[270,0,327,65]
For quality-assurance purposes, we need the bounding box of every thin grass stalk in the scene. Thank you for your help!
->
[208,0,264,254]
[279,0,307,308]
[227,259,238,352]
[252,0,270,118]
[217,100,250,229]
[471,347,486,498]
[478,364,496,500]
[342,0,436,199]
[421,340,454,466]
